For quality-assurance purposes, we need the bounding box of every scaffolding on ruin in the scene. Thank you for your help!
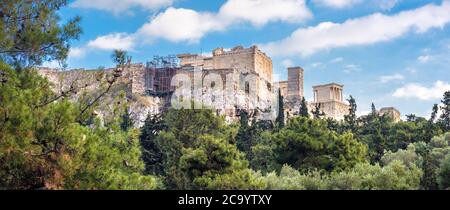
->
[144,55,180,97]
[147,55,179,68]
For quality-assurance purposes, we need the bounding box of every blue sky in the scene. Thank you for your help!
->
[48,0,450,118]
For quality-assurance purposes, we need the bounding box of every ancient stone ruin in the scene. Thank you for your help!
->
[38,45,400,126]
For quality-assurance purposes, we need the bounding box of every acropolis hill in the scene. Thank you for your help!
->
[38,45,401,126]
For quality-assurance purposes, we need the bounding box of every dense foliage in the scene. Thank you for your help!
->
[1,1,449,190]
[0,0,81,68]
[252,117,367,172]
[0,63,160,189]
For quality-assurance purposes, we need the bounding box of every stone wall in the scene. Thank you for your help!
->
[380,107,401,122]
[175,46,275,122]
[253,47,273,82]
[38,65,164,128]
[38,67,110,98]
[128,63,146,95]
[177,45,273,84]
[275,81,288,97]
[168,68,275,122]
[310,101,349,121]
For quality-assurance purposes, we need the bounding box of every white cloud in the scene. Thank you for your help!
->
[343,64,362,73]
[306,57,343,69]
[262,1,450,57]
[136,0,311,43]
[330,57,344,63]
[75,0,311,47]
[219,0,312,27]
[313,0,400,10]
[406,67,417,74]
[281,59,294,68]
[87,33,136,51]
[313,0,363,9]
[273,73,283,82]
[63,34,134,61]
[311,62,324,68]
[42,60,63,69]
[137,8,223,43]
[393,81,450,100]
[422,48,431,53]
[376,0,400,10]
[68,47,86,59]
[417,55,432,63]
[379,73,404,83]
[71,0,176,14]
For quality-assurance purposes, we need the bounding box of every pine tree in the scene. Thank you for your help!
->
[0,0,82,68]
[312,103,325,119]
[0,66,159,189]
[372,127,387,162]
[236,109,253,158]
[406,114,417,122]
[429,104,439,123]
[344,95,358,133]
[276,89,285,128]
[439,91,450,131]
[326,118,340,133]
[120,108,134,131]
[0,1,159,190]
[370,103,377,117]
[438,156,450,190]
[421,153,439,190]
[365,102,378,124]
[140,114,166,175]
[299,97,310,118]
[424,104,442,143]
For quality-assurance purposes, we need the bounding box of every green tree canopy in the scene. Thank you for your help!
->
[0,0,82,68]
[259,161,422,190]
[275,89,285,128]
[299,97,309,118]
[0,65,160,189]
[440,91,450,132]
[144,108,262,190]
[254,117,367,172]
[344,95,358,133]
[437,155,450,190]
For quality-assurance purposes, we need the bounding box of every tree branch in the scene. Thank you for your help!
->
[76,61,130,124]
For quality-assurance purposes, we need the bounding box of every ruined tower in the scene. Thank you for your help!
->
[287,67,304,102]
[274,67,304,116]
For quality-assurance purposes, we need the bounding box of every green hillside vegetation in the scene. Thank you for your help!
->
[1,0,450,190]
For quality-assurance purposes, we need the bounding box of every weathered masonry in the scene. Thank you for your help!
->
[38,45,401,125]
[310,83,349,121]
